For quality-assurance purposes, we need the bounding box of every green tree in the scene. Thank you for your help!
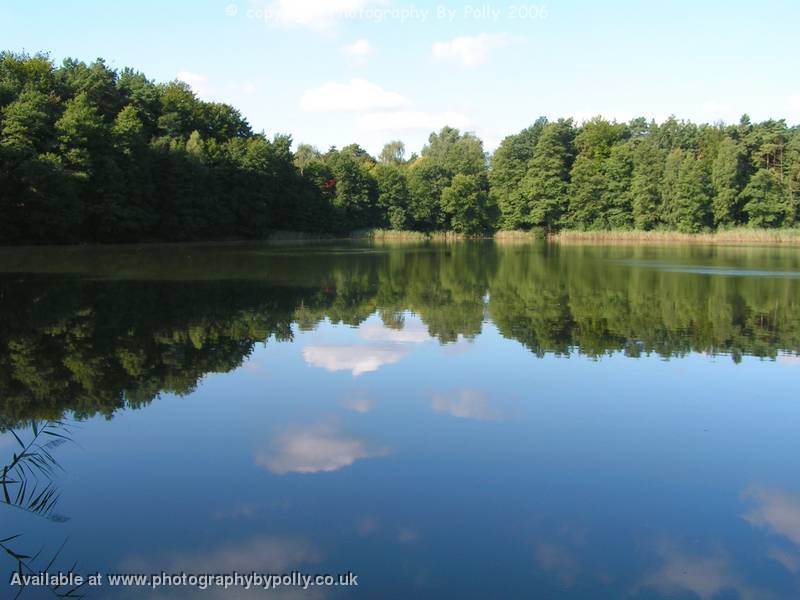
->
[111,105,145,155]
[711,137,746,226]
[5,49,800,243]
[293,143,320,174]
[421,127,486,177]
[566,117,629,229]
[517,119,575,230]
[663,152,712,232]
[373,163,410,230]
[55,91,106,177]
[603,142,634,229]
[630,137,665,229]
[567,155,606,228]
[0,88,75,242]
[440,173,494,234]
[379,140,405,164]
[325,146,378,229]
[490,117,547,229]
[785,133,800,225]
[0,51,57,105]
[157,81,199,139]
[57,57,120,119]
[407,158,449,230]
[0,89,53,155]
[740,168,790,227]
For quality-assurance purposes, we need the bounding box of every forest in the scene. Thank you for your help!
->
[1,51,800,243]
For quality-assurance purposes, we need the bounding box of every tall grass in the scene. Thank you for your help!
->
[550,228,800,245]
[265,228,800,246]
[493,229,546,242]
[356,229,484,241]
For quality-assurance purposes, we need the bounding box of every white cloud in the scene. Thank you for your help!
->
[742,485,800,546]
[698,99,744,124]
[176,71,258,100]
[431,388,499,421]
[432,33,511,67]
[255,423,385,474]
[300,79,409,113]
[701,99,730,114]
[789,92,800,122]
[176,70,211,96]
[340,38,373,63]
[358,110,471,131]
[569,109,633,124]
[303,344,406,376]
[255,0,382,31]
[779,353,800,366]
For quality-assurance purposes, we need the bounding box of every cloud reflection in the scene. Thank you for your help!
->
[742,485,800,546]
[742,485,800,574]
[636,544,761,600]
[355,515,379,537]
[256,423,385,474]
[303,345,406,376]
[431,388,499,421]
[358,321,430,343]
[341,392,374,413]
[123,535,322,599]
[535,543,578,586]
[767,546,800,573]
[396,528,419,544]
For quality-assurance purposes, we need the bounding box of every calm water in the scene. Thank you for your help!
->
[1,241,799,599]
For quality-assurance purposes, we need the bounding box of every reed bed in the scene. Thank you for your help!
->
[357,229,480,242]
[549,228,800,245]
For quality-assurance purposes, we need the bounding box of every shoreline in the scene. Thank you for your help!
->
[3,228,800,248]
[548,229,800,246]
[365,228,800,246]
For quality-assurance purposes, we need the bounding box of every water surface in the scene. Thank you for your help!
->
[1,241,799,599]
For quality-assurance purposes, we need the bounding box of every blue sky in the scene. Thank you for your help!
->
[2,0,799,155]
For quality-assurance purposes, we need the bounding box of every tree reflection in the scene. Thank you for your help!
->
[1,242,798,425]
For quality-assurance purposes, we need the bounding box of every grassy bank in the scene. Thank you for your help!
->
[33,228,797,247]
[494,229,546,242]
[269,228,800,246]
[353,229,482,242]
[548,228,800,245]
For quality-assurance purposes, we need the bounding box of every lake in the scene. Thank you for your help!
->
[1,240,799,599]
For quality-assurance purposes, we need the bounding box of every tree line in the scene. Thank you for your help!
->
[2,242,799,425]
[2,52,799,243]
